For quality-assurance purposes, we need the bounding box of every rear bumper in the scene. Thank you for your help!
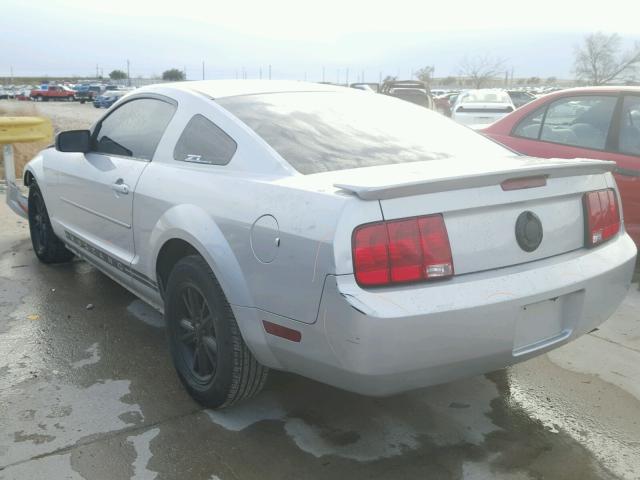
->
[237,233,636,396]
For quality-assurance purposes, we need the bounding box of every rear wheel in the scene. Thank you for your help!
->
[165,255,268,408]
[28,183,74,264]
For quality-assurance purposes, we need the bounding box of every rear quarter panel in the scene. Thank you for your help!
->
[131,89,383,324]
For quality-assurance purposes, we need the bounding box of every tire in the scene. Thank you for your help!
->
[80,99,85,104]
[165,255,268,408]
[28,183,74,264]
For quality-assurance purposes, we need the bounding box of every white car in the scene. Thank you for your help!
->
[4,80,636,408]
[452,89,516,128]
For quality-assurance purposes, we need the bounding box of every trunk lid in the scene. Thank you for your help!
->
[332,156,616,275]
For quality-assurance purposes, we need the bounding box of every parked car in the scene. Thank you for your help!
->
[349,82,379,93]
[30,84,76,101]
[451,89,515,127]
[482,87,640,247]
[380,80,435,109]
[6,81,636,409]
[434,92,459,117]
[76,84,103,104]
[506,90,537,109]
[93,90,127,108]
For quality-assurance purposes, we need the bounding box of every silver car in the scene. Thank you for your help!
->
[5,80,636,408]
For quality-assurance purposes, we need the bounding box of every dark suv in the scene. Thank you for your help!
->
[75,84,102,104]
[380,80,435,109]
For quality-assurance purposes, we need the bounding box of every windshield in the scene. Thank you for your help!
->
[460,90,511,104]
[218,91,509,174]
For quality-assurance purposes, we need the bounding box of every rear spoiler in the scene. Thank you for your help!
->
[335,159,616,201]
[3,145,28,218]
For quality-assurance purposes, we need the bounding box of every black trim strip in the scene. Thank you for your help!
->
[615,167,640,178]
[64,230,158,290]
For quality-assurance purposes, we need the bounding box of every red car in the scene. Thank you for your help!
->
[483,87,640,246]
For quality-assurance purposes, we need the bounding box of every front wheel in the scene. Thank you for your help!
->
[28,183,74,264]
[165,255,268,408]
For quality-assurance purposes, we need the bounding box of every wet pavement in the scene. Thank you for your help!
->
[0,192,639,480]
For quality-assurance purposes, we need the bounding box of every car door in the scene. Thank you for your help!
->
[51,96,177,269]
[609,95,640,244]
[507,94,619,158]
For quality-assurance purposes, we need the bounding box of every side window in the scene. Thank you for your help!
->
[618,96,640,156]
[513,107,545,139]
[93,98,176,160]
[540,96,617,150]
[173,114,237,165]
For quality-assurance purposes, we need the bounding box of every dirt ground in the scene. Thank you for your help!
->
[0,100,101,180]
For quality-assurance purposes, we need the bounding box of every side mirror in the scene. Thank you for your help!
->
[55,130,91,153]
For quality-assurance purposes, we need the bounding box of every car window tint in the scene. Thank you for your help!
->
[94,98,176,160]
[540,96,617,150]
[218,91,510,174]
[513,107,545,139]
[618,96,640,156]
[173,114,237,165]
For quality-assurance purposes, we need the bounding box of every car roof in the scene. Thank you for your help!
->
[547,86,640,95]
[158,80,346,99]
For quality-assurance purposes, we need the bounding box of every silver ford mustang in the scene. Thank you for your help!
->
[6,80,637,408]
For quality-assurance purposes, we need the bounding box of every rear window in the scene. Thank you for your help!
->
[460,91,511,104]
[217,91,509,174]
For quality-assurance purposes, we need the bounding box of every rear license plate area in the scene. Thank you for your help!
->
[513,290,584,356]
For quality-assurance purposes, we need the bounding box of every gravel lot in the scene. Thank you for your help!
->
[0,99,102,132]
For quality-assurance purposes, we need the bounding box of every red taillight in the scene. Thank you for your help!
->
[353,214,454,287]
[583,189,620,247]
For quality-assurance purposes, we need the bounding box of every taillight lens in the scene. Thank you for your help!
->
[353,214,454,287]
[583,189,620,247]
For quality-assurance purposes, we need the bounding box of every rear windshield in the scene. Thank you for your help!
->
[460,91,511,104]
[217,91,508,174]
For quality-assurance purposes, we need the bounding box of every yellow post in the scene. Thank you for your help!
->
[0,116,53,218]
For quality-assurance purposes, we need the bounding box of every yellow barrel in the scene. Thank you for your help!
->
[0,116,53,144]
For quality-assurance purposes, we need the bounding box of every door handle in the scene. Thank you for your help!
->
[112,179,130,195]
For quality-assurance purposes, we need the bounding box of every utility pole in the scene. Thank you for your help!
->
[9,65,13,85]
[268,64,272,80]
[379,71,382,84]
[202,61,205,80]
[183,66,187,81]
[322,66,325,82]
[96,64,99,79]
[127,59,131,86]
[346,68,349,86]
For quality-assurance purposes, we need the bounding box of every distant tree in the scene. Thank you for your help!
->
[109,70,127,81]
[546,76,558,85]
[162,68,185,81]
[441,76,458,86]
[382,75,397,83]
[574,32,640,85]
[527,76,541,85]
[415,66,434,85]
[458,55,506,89]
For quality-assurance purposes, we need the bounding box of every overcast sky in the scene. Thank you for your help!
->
[2,0,639,80]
